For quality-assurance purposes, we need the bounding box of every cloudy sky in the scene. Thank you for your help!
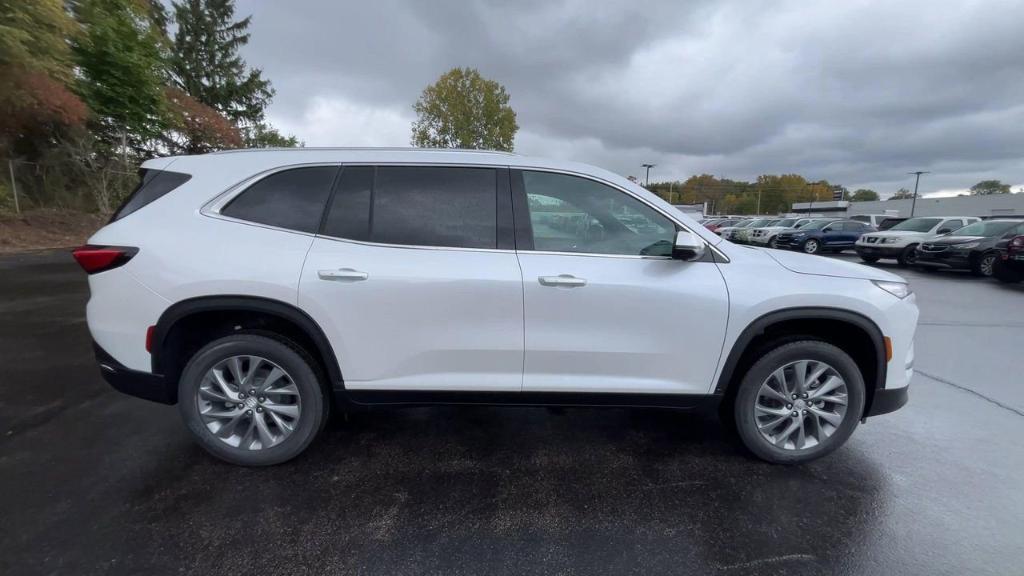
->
[236,0,1024,198]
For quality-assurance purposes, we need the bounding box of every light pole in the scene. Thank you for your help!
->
[908,171,929,217]
[642,163,655,187]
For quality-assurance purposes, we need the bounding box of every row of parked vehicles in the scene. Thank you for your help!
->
[700,214,1024,282]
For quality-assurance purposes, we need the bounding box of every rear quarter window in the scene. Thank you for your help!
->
[112,169,192,221]
[222,166,339,233]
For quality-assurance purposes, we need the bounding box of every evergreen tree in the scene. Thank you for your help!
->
[170,0,277,143]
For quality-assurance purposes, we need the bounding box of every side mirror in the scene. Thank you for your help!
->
[673,230,706,261]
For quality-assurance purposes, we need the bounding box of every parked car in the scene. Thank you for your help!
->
[715,218,756,240]
[704,218,741,233]
[850,214,898,228]
[915,220,1024,276]
[749,218,817,248]
[76,148,917,466]
[993,234,1024,283]
[774,219,874,254]
[734,218,780,244]
[855,216,980,266]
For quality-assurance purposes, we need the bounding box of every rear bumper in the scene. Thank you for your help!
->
[865,385,908,417]
[94,342,175,404]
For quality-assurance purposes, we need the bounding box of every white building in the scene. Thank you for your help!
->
[792,193,1024,218]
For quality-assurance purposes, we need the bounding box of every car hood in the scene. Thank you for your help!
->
[762,248,905,282]
[927,235,987,245]
[862,230,928,238]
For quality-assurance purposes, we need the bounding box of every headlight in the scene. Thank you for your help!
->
[793,232,806,237]
[953,241,980,250]
[873,280,912,299]
[881,238,899,244]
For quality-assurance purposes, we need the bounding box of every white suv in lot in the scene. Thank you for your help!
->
[77,148,918,466]
[855,216,980,266]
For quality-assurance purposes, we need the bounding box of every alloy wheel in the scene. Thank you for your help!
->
[197,355,302,450]
[753,360,848,450]
[980,253,996,276]
[803,239,819,254]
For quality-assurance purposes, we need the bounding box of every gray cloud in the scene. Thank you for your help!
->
[236,0,1024,196]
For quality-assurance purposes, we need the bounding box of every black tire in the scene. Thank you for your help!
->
[859,255,880,263]
[178,334,328,466]
[768,237,779,249]
[896,244,918,267]
[971,251,998,277]
[733,340,865,464]
[802,239,820,254]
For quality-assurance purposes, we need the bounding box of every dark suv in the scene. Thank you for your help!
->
[775,219,874,254]
[993,234,1024,283]
[915,220,1024,277]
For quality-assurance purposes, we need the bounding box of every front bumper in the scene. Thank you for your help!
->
[855,244,904,258]
[94,342,176,404]
[865,385,909,417]
[914,250,972,270]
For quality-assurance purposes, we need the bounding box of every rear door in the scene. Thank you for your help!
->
[299,165,524,392]
[513,169,729,395]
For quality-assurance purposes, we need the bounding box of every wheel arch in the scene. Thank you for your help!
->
[714,307,887,416]
[151,296,343,403]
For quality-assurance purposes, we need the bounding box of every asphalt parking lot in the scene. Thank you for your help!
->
[1,250,1022,575]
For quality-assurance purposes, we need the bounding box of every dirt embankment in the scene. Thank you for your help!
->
[0,210,107,254]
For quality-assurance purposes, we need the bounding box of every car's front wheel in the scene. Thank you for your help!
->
[802,239,820,254]
[733,340,865,464]
[897,244,918,266]
[178,334,328,466]
[768,237,779,249]
[972,251,998,277]
[859,255,879,263]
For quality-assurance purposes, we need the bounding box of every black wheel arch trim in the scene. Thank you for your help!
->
[713,307,888,410]
[151,295,344,389]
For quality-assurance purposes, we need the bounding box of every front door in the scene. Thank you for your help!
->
[299,165,524,392]
[513,170,729,395]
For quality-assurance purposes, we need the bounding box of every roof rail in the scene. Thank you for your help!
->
[210,147,518,156]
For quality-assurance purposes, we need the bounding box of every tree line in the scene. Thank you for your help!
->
[1,0,295,214]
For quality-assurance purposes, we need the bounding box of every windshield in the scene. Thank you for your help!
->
[949,221,1020,237]
[796,219,825,229]
[744,218,773,227]
[773,218,798,227]
[890,217,942,232]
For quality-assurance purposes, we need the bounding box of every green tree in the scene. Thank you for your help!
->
[72,0,169,150]
[969,180,1011,195]
[850,188,880,202]
[412,67,518,151]
[170,0,283,147]
[890,188,914,200]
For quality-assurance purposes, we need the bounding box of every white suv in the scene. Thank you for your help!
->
[77,148,918,466]
[855,216,980,266]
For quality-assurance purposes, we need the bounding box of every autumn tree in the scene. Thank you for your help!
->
[850,188,880,202]
[412,67,518,151]
[890,188,914,200]
[969,180,1011,195]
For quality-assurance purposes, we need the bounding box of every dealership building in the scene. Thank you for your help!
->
[791,192,1024,218]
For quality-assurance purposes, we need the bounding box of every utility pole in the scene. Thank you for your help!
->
[908,171,929,217]
[642,163,655,187]
[756,189,762,215]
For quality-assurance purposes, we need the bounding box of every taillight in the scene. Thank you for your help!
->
[71,245,138,274]
[1009,235,1024,254]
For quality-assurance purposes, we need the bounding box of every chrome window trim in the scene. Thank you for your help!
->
[199,161,729,261]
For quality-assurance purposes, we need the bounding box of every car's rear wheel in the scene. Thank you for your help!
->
[972,251,997,277]
[897,244,918,266]
[733,340,865,464]
[802,239,820,254]
[178,334,327,466]
[859,255,879,263]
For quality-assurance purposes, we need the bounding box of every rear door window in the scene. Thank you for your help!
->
[322,166,498,249]
[222,166,339,233]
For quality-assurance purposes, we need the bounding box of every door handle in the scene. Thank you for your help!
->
[538,274,587,288]
[318,268,369,282]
